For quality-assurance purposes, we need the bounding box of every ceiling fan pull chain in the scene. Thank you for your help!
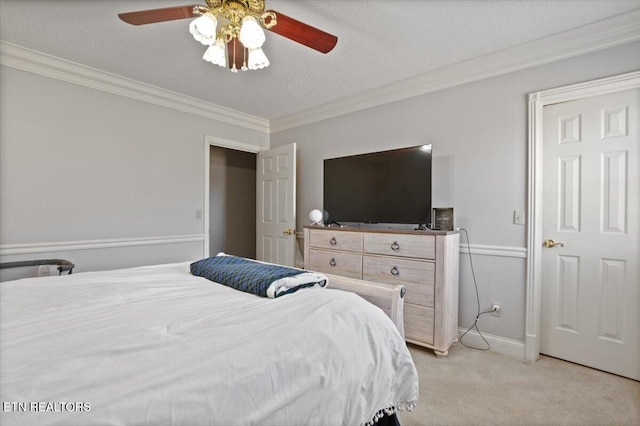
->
[242,46,248,71]
[231,38,238,72]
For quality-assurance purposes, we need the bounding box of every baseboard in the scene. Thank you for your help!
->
[457,327,526,359]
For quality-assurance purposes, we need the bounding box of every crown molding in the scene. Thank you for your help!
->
[2,9,639,135]
[0,40,270,134]
[270,9,640,133]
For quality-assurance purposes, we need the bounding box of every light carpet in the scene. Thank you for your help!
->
[398,343,639,426]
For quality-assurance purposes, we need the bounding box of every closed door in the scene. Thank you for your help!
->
[256,143,296,266]
[541,88,639,380]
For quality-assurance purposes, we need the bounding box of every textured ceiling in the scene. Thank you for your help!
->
[1,0,639,120]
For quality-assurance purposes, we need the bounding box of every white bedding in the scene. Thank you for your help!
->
[0,262,418,426]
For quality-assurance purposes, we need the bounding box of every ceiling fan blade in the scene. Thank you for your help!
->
[118,5,199,26]
[265,10,337,54]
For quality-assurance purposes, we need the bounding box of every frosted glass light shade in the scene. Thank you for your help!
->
[239,16,266,49]
[203,38,226,67]
[190,13,217,45]
[309,209,323,225]
[247,47,269,70]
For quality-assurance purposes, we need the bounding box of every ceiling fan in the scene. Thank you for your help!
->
[118,0,338,72]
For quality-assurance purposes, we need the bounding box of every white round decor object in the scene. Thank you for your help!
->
[309,209,323,224]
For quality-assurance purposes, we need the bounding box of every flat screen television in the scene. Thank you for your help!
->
[323,145,432,226]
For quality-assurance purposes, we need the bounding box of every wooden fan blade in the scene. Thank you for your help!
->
[118,5,199,26]
[265,10,337,54]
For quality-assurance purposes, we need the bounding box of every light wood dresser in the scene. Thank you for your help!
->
[304,225,459,356]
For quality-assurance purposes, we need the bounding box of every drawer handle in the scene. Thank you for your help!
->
[391,241,400,251]
[330,237,337,246]
[329,258,337,267]
[390,266,399,276]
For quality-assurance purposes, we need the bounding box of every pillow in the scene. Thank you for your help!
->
[190,254,327,298]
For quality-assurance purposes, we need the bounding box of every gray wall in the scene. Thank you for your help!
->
[0,65,268,277]
[2,38,638,343]
[209,147,256,258]
[271,41,640,342]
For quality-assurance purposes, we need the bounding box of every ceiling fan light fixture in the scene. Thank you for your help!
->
[247,47,269,70]
[239,16,266,49]
[119,1,338,74]
[189,12,217,45]
[203,38,227,67]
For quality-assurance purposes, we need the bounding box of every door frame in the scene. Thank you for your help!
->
[525,70,640,361]
[203,135,263,258]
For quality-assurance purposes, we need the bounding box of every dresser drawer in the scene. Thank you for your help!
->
[404,303,434,344]
[309,229,362,252]
[308,249,362,279]
[362,255,434,307]
[363,232,435,259]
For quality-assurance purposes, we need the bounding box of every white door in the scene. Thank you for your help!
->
[540,89,639,380]
[256,143,296,266]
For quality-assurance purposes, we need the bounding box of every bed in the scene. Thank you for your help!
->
[0,258,418,426]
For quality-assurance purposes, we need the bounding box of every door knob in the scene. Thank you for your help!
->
[543,239,564,248]
[282,229,295,236]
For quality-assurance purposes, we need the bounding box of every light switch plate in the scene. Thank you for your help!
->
[513,210,525,225]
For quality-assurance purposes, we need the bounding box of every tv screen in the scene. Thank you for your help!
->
[323,145,432,225]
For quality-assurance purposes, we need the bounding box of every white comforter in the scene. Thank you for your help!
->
[0,262,418,426]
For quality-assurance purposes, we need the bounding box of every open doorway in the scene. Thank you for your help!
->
[209,146,256,258]
[202,137,298,266]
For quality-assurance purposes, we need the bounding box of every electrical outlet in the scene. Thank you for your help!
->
[491,303,501,317]
[195,209,202,220]
[455,216,468,230]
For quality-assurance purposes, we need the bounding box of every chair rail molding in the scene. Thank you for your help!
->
[459,244,526,259]
[0,234,205,256]
[525,70,640,362]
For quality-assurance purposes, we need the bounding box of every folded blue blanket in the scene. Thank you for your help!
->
[190,255,327,298]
